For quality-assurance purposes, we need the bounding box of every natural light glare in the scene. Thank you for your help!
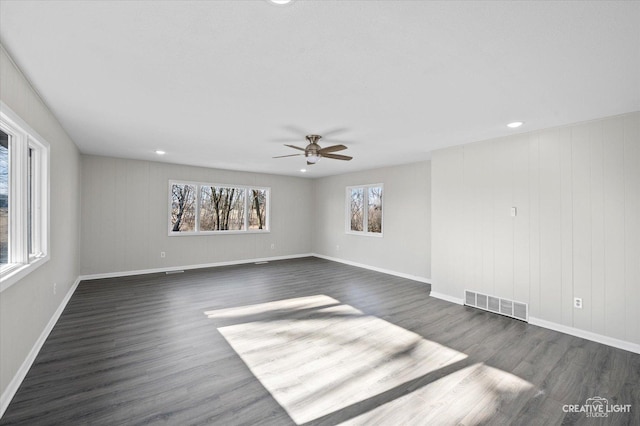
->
[210,296,469,424]
[204,295,340,319]
[342,363,534,425]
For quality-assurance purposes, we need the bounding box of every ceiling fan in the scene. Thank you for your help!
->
[273,135,353,165]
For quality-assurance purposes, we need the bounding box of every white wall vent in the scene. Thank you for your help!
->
[464,290,528,322]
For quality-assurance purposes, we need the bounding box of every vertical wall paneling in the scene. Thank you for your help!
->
[312,161,431,281]
[493,138,515,300]
[512,135,530,303]
[0,47,82,402]
[528,133,541,317]
[559,127,574,327]
[432,112,640,346]
[571,123,593,331]
[148,162,167,269]
[114,160,127,271]
[433,150,460,294]
[538,129,563,323]
[623,115,640,343]
[602,117,626,341]
[462,144,484,294]
[479,144,495,295]
[124,160,151,272]
[590,122,606,336]
[80,156,314,276]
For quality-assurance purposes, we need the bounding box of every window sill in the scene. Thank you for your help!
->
[345,231,384,238]
[0,255,50,293]
[168,230,271,237]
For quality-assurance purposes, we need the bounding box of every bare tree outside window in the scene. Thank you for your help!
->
[171,184,196,231]
[201,186,245,231]
[0,131,8,264]
[350,188,364,231]
[347,184,383,235]
[169,181,269,234]
[368,186,382,233]
[249,189,267,230]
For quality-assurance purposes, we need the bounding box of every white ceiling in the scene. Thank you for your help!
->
[1,1,638,178]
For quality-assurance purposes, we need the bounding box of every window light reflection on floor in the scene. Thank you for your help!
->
[204,295,532,425]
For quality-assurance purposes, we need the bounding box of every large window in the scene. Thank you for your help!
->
[1,103,50,291]
[169,181,269,234]
[346,184,383,236]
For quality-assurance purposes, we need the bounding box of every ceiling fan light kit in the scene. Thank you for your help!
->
[273,134,353,165]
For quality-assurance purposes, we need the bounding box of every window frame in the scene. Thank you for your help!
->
[168,180,271,236]
[0,102,50,292]
[345,183,384,237]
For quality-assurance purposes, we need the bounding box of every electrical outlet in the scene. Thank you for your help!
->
[53,283,57,295]
[574,297,583,309]
[160,252,166,258]
[270,243,275,250]
[336,245,340,251]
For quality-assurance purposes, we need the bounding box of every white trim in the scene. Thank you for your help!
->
[0,101,50,292]
[311,253,430,284]
[168,180,270,235]
[429,291,464,305]
[428,289,640,354]
[0,276,81,419]
[79,253,314,281]
[0,255,49,292]
[345,183,384,237]
[529,317,640,355]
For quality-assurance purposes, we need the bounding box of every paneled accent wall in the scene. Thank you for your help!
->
[80,156,314,276]
[312,161,431,281]
[0,47,81,400]
[432,112,639,345]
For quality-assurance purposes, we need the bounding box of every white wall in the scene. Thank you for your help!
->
[312,161,431,281]
[80,155,314,276]
[0,48,81,396]
[432,112,640,345]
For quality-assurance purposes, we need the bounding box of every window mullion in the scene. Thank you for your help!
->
[9,130,28,264]
[244,188,249,231]
[363,186,369,234]
[31,144,42,256]
[195,184,201,232]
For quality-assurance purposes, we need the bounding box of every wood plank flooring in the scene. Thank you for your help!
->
[1,257,639,425]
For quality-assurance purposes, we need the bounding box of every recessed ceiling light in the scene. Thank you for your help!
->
[155,150,166,155]
[300,169,307,173]
[270,0,292,4]
[507,121,524,128]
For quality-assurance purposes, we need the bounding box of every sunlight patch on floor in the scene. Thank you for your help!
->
[212,295,468,424]
[204,294,340,319]
[342,363,534,425]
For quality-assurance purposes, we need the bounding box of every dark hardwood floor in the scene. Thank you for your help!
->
[1,257,638,425]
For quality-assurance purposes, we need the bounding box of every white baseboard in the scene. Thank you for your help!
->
[429,289,640,355]
[79,253,315,281]
[529,317,640,355]
[311,253,431,284]
[429,291,464,305]
[0,276,81,419]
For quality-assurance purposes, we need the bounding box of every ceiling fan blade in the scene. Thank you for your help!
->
[322,153,353,161]
[318,144,347,154]
[273,153,304,158]
[284,144,306,152]
[320,127,349,139]
[282,125,309,136]
[270,138,305,143]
